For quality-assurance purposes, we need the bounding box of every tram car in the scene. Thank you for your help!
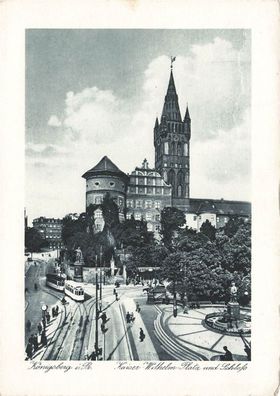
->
[64,280,85,302]
[46,273,65,291]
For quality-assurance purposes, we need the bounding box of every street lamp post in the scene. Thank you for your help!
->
[95,254,99,359]
[99,246,103,312]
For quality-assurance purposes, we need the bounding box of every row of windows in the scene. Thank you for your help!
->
[129,186,170,195]
[191,215,228,223]
[164,142,188,156]
[130,177,163,187]
[93,196,124,206]
[46,235,61,239]
[127,200,161,209]
[163,163,188,169]
[127,212,160,222]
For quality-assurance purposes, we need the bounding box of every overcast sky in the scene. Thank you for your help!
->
[25,29,251,224]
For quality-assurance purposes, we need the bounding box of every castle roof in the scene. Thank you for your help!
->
[188,198,251,217]
[82,156,129,181]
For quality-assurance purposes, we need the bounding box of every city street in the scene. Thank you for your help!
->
[25,260,250,361]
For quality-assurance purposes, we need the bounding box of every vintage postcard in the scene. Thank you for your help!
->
[0,1,279,396]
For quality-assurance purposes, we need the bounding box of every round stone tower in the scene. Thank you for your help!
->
[82,156,129,226]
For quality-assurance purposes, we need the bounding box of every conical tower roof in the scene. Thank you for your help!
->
[82,156,129,181]
[161,70,182,122]
[184,105,191,122]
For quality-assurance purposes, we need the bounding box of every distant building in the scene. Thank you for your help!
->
[32,217,63,249]
[82,65,251,234]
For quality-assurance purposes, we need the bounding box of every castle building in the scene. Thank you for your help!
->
[82,156,129,232]
[154,67,191,211]
[82,65,251,234]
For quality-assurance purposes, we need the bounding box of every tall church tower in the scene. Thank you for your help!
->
[154,62,191,211]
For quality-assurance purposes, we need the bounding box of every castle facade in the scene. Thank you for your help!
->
[82,67,251,235]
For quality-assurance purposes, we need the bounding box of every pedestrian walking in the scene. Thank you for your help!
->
[32,334,38,352]
[113,288,116,295]
[101,312,107,324]
[55,305,59,316]
[25,342,33,360]
[222,346,233,361]
[41,330,47,347]
[42,317,46,329]
[52,307,56,318]
[130,312,135,323]
[136,302,141,313]
[26,319,31,332]
[139,328,145,342]
[115,292,118,301]
[126,312,131,324]
[37,322,42,335]
[101,322,106,333]
[46,311,51,324]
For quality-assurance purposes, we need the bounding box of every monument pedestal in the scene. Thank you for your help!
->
[227,302,240,320]
[74,260,83,282]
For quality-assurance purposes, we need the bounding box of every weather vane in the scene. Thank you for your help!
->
[170,56,176,69]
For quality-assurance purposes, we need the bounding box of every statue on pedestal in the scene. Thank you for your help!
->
[74,246,84,282]
[230,282,238,303]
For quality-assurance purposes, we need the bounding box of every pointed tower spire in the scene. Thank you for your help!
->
[154,117,159,128]
[161,62,182,122]
[184,105,191,122]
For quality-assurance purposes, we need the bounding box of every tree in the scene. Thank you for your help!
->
[25,227,48,255]
[176,228,209,252]
[160,207,186,247]
[101,193,120,230]
[112,217,154,249]
[200,219,216,241]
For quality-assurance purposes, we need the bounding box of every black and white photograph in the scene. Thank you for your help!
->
[24,29,252,362]
[1,1,280,396]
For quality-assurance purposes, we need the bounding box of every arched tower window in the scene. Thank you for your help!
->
[172,141,176,155]
[168,169,175,187]
[163,170,168,182]
[164,142,169,155]
[177,185,182,197]
[184,143,188,156]
[177,142,182,156]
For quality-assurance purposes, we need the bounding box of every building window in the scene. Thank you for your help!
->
[95,181,100,186]
[217,217,220,222]
[110,182,115,187]
[135,213,141,220]
[146,212,152,221]
[198,215,201,220]
[136,200,142,208]
[184,143,188,156]
[193,215,197,221]
[145,200,152,209]
[95,212,103,219]
[96,224,102,231]
[155,214,160,221]
[155,201,161,209]
[164,142,169,155]
[127,200,133,208]
[95,196,102,204]
[119,198,124,207]
[155,225,161,231]
[147,223,153,232]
